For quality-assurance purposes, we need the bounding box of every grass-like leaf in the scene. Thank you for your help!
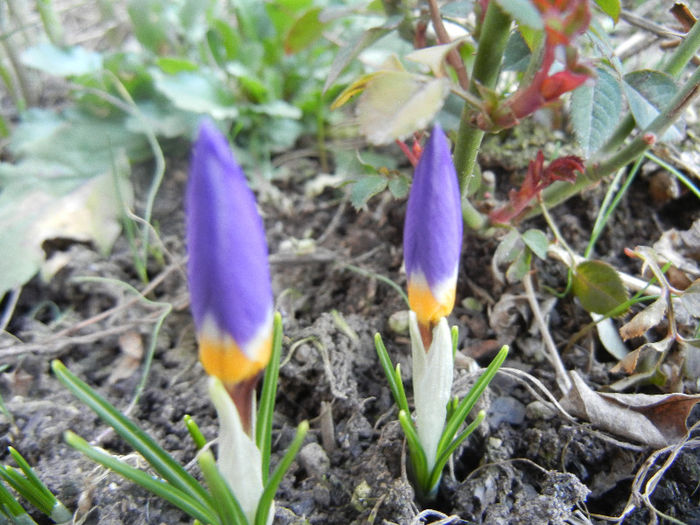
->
[51,360,212,510]
[397,410,428,493]
[5,448,71,522]
[0,480,35,524]
[256,312,283,485]
[436,345,508,456]
[428,410,485,491]
[198,450,248,525]
[64,431,218,525]
[451,325,459,358]
[255,420,309,525]
[184,415,207,451]
[0,467,53,517]
[375,333,410,415]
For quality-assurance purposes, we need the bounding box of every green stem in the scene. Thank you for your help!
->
[453,2,511,198]
[36,0,65,47]
[538,65,700,216]
[664,17,700,78]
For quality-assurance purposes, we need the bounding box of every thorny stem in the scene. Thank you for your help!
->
[663,13,700,77]
[536,65,700,217]
[453,2,511,198]
[600,19,700,155]
[522,272,572,394]
[427,0,469,90]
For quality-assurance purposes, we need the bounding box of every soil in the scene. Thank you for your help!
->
[0,136,699,525]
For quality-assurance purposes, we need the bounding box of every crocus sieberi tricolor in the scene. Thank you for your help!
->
[186,120,273,523]
[404,124,463,339]
[403,125,462,477]
[187,120,274,411]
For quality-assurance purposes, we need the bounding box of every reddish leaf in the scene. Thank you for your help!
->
[490,150,583,224]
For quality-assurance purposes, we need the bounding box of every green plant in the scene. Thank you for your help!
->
[0,447,72,524]
[329,0,700,225]
[53,314,306,525]
[0,0,354,298]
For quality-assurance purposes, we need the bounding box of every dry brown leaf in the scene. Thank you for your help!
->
[611,338,672,375]
[652,219,700,283]
[619,298,667,341]
[679,279,700,319]
[107,331,144,385]
[560,371,700,447]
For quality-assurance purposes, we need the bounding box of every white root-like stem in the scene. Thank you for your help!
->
[522,271,572,395]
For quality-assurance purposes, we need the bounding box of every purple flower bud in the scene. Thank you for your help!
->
[403,125,462,328]
[186,120,273,386]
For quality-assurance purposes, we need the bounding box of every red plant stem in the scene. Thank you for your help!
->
[427,0,470,90]
[396,139,419,166]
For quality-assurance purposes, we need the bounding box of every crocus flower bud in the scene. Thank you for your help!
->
[403,125,463,333]
[186,120,274,391]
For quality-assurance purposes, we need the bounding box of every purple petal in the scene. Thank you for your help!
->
[403,125,462,316]
[186,120,273,356]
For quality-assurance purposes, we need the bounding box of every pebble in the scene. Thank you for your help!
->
[526,400,557,420]
[487,396,526,427]
[387,310,409,335]
[297,442,330,478]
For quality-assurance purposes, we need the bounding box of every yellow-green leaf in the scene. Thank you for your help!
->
[330,72,380,110]
[572,260,629,315]
[356,71,449,145]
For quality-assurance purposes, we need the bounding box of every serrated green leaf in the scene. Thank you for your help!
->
[357,71,449,145]
[495,0,543,30]
[284,7,328,54]
[521,229,548,260]
[388,175,409,199]
[623,70,682,142]
[572,260,628,315]
[350,174,387,209]
[21,43,102,77]
[503,30,531,72]
[151,69,238,120]
[594,0,620,22]
[571,66,622,156]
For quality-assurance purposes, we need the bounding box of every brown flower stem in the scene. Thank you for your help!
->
[227,374,262,436]
[426,0,469,90]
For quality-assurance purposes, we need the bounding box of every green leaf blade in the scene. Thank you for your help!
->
[594,0,621,22]
[51,361,213,509]
[623,70,682,142]
[521,229,548,260]
[572,260,629,315]
[571,66,622,157]
[495,0,543,30]
[350,174,387,210]
[21,44,102,77]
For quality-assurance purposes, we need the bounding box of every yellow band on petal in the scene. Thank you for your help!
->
[407,279,455,327]
[199,332,272,385]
